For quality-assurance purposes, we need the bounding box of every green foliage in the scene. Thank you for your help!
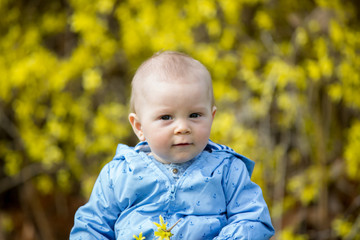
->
[345,121,360,180]
[279,228,309,240]
[0,0,360,239]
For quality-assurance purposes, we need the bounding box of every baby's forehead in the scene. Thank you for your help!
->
[135,54,211,85]
[137,74,210,100]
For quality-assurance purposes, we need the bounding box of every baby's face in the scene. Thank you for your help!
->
[130,76,216,164]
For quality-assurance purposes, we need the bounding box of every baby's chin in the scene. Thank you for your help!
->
[149,146,204,164]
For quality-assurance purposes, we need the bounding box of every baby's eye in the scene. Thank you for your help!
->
[160,115,172,120]
[189,113,201,118]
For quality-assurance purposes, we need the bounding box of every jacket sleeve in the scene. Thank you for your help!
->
[214,157,275,240]
[70,162,121,240]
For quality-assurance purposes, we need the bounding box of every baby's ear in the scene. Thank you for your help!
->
[128,113,145,141]
[211,106,217,119]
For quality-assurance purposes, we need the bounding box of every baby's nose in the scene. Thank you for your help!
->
[174,120,191,134]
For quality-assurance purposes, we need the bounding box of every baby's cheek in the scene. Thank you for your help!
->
[196,127,212,142]
[149,135,169,151]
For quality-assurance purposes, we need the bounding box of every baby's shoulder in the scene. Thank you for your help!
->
[100,144,147,181]
[104,144,144,171]
[206,148,255,177]
[113,144,137,160]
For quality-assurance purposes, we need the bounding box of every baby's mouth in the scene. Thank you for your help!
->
[173,143,192,147]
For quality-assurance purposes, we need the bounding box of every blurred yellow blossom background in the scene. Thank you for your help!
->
[0,0,359,239]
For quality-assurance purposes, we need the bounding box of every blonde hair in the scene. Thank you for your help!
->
[130,51,214,113]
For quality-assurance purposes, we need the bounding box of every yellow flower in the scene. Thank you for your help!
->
[153,215,181,240]
[154,229,173,240]
[133,232,145,240]
[153,215,167,231]
[153,215,173,240]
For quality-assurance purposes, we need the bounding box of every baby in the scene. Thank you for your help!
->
[70,51,275,239]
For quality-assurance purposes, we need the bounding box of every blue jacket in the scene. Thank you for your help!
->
[70,141,275,239]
